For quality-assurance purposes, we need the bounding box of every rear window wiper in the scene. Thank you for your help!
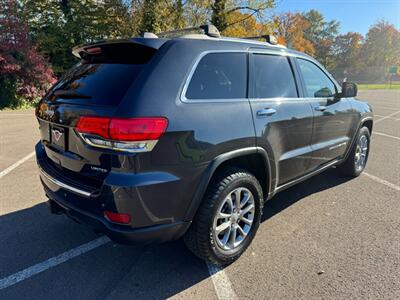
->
[53,90,92,99]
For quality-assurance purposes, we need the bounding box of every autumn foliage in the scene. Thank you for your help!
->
[0,0,55,108]
[0,0,399,109]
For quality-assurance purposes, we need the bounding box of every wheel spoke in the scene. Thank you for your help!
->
[217,212,231,219]
[240,215,252,225]
[220,226,231,246]
[240,203,254,216]
[240,192,251,208]
[233,189,241,209]
[216,221,231,234]
[229,225,237,246]
[237,225,247,238]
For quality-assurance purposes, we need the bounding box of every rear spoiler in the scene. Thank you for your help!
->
[72,38,167,59]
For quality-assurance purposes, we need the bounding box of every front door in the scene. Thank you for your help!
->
[296,58,354,170]
[249,53,314,187]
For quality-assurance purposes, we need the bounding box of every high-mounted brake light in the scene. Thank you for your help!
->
[86,47,102,55]
[76,116,168,152]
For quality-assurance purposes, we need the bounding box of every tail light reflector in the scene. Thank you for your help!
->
[104,210,131,224]
[76,116,168,152]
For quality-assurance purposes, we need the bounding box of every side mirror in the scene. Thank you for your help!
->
[314,87,334,98]
[341,81,357,98]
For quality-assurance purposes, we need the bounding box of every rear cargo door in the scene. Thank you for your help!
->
[36,41,161,186]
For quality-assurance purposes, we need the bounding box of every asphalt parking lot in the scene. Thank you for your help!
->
[0,89,399,299]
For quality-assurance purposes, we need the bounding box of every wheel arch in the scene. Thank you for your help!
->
[342,115,373,162]
[184,147,272,221]
[361,118,373,134]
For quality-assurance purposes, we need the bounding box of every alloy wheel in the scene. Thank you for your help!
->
[212,187,255,251]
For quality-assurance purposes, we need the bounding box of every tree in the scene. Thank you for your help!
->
[223,10,265,37]
[212,0,275,32]
[331,32,363,81]
[22,0,134,76]
[212,0,227,31]
[0,0,55,108]
[302,10,339,68]
[353,20,400,82]
[361,21,400,71]
[273,12,315,56]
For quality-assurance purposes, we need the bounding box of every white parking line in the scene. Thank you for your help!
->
[374,114,400,121]
[0,151,35,179]
[370,105,400,111]
[0,236,110,290]
[375,110,400,123]
[373,132,400,141]
[363,173,400,192]
[0,113,33,117]
[206,263,237,300]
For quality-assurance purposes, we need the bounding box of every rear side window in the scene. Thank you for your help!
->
[48,43,156,106]
[252,54,298,98]
[185,53,247,100]
[297,58,336,98]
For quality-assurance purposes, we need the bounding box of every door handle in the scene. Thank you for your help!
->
[315,105,327,111]
[257,108,277,116]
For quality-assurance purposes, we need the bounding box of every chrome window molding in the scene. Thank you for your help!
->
[180,49,339,104]
[180,50,250,103]
[249,97,310,103]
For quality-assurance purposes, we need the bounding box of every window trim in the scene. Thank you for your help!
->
[180,49,340,103]
[180,50,249,103]
[295,57,339,98]
[249,52,300,100]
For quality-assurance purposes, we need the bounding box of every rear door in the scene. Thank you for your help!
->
[295,58,354,169]
[249,52,314,186]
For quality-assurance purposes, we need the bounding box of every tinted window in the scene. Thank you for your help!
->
[297,59,336,98]
[186,53,247,100]
[253,54,298,98]
[49,63,143,106]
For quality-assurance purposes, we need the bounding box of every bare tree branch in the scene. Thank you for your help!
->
[225,10,258,28]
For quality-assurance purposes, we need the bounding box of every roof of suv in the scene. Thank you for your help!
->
[74,34,306,57]
[126,34,311,59]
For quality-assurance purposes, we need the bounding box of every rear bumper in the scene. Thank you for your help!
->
[46,196,190,244]
[36,141,193,244]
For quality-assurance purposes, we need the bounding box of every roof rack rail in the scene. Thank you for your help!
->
[240,34,278,45]
[158,24,220,38]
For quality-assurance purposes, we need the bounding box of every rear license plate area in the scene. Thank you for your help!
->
[50,125,67,151]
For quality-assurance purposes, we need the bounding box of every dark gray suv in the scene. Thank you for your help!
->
[35,25,373,265]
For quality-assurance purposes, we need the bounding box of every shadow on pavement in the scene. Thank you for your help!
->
[0,203,210,299]
[0,169,352,299]
[262,168,352,222]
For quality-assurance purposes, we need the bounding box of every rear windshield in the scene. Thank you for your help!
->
[48,42,156,106]
[49,63,143,106]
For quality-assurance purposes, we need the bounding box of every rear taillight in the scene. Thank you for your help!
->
[76,116,168,152]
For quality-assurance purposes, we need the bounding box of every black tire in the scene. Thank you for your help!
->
[184,168,263,265]
[338,126,371,177]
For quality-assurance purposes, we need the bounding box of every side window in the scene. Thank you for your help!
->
[185,53,247,100]
[297,58,336,98]
[252,54,298,98]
